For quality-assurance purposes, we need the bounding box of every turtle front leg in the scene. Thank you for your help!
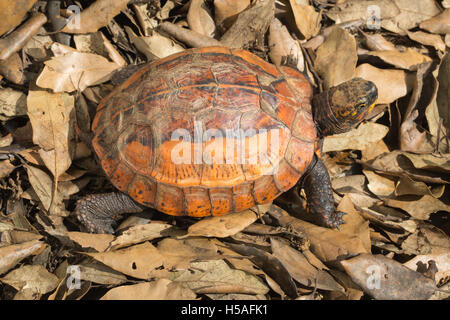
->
[75,192,144,234]
[301,155,345,229]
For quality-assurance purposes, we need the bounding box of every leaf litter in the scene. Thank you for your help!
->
[0,0,449,301]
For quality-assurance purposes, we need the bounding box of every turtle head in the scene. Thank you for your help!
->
[313,78,378,136]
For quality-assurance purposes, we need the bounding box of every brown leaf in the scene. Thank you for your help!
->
[0,265,59,295]
[76,263,128,285]
[403,253,450,285]
[407,31,446,52]
[268,205,369,263]
[27,91,74,178]
[226,242,297,298]
[420,8,450,34]
[109,222,176,250]
[270,238,344,292]
[214,0,250,30]
[0,239,46,275]
[36,48,120,93]
[289,0,321,40]
[362,33,396,51]
[368,49,432,71]
[61,0,130,34]
[355,63,410,104]
[362,170,395,198]
[0,0,37,36]
[314,27,357,88]
[187,0,216,37]
[67,231,114,252]
[101,279,197,300]
[337,195,371,253]
[384,195,449,220]
[185,209,258,238]
[323,123,389,153]
[268,18,304,71]
[341,253,437,300]
[394,175,445,198]
[401,223,450,255]
[0,88,27,119]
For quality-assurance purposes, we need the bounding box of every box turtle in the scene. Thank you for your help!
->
[75,46,377,234]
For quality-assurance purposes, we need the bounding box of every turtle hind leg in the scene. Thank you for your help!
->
[301,155,345,229]
[75,192,144,234]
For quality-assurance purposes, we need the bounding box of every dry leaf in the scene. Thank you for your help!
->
[407,31,446,52]
[187,0,216,37]
[0,0,37,36]
[67,231,114,252]
[401,223,450,255]
[214,0,250,30]
[314,27,357,88]
[337,195,371,253]
[76,263,127,285]
[268,18,304,71]
[0,265,59,295]
[323,123,389,153]
[403,253,450,285]
[362,33,396,51]
[125,27,184,59]
[61,0,130,34]
[109,222,175,250]
[0,88,27,119]
[395,175,445,198]
[36,50,120,93]
[363,170,395,198]
[368,49,432,71]
[289,0,321,40]
[384,195,449,220]
[185,209,258,238]
[270,238,344,292]
[355,63,410,104]
[0,240,46,275]
[27,91,74,178]
[341,253,437,300]
[101,279,197,300]
[268,206,369,263]
[420,8,450,34]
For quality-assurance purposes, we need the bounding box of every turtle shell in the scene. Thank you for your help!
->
[92,46,316,217]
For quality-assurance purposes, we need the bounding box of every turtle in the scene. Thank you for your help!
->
[75,46,377,234]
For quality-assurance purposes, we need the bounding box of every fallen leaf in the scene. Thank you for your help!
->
[0,0,37,36]
[384,195,449,220]
[407,31,446,52]
[170,259,269,295]
[368,49,432,71]
[270,238,344,292]
[0,240,46,275]
[268,206,369,263]
[61,0,130,34]
[109,222,175,250]
[362,33,397,51]
[0,265,59,295]
[36,49,120,93]
[27,90,74,179]
[341,253,437,300]
[125,27,184,59]
[394,175,445,198]
[419,8,450,34]
[75,263,128,285]
[268,18,304,71]
[403,253,450,285]
[67,231,114,252]
[355,63,410,104]
[337,195,371,253]
[0,88,27,119]
[323,122,389,153]
[314,26,357,88]
[401,223,450,255]
[214,0,250,30]
[187,0,216,37]
[101,279,197,300]
[363,170,395,198]
[185,209,258,238]
[289,0,321,40]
